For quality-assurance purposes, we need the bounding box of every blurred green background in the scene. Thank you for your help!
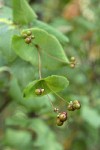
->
[0,0,100,150]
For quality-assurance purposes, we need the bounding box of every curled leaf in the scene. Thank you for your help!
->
[23,75,69,98]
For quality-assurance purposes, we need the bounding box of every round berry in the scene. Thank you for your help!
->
[21,33,27,39]
[70,63,75,68]
[54,108,59,113]
[25,37,31,44]
[73,100,81,109]
[35,88,44,95]
[67,104,75,111]
[27,30,32,36]
[67,101,75,111]
[70,57,75,62]
[59,112,67,122]
[56,118,63,126]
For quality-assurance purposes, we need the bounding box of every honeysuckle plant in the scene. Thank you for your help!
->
[0,0,80,128]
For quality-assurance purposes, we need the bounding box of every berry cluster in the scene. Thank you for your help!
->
[34,88,81,126]
[56,100,81,126]
[70,57,76,68]
[21,30,35,44]
[67,100,81,111]
[56,112,67,126]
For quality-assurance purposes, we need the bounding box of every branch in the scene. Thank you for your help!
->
[35,44,42,79]
[0,92,11,113]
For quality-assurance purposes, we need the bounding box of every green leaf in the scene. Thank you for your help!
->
[0,66,11,89]
[8,76,55,111]
[5,118,63,150]
[0,66,10,73]
[30,119,63,150]
[0,26,17,62]
[12,0,37,25]
[0,6,12,19]
[23,75,69,98]
[6,117,29,128]
[12,28,69,69]
[10,58,36,88]
[5,129,32,150]
[32,20,69,45]
[81,106,100,128]
[22,94,55,112]
[45,75,69,92]
[12,35,38,66]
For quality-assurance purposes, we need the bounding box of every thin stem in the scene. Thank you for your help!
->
[47,94,55,110]
[0,66,12,79]
[47,86,69,104]
[54,92,69,104]
[0,93,11,113]
[38,50,42,79]
[41,50,70,64]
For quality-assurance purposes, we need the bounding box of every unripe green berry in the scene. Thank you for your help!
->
[67,104,75,111]
[35,88,44,95]
[59,112,67,122]
[67,101,75,111]
[73,100,81,109]
[70,57,75,62]
[56,118,63,126]
[22,33,28,39]
[54,108,59,113]
[25,37,31,44]
[27,30,32,36]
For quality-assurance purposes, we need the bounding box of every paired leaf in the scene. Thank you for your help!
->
[8,76,55,111]
[23,75,69,98]
[12,0,69,44]
[12,0,37,25]
[32,20,69,45]
[12,28,69,69]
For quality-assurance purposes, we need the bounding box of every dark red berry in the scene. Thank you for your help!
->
[59,112,67,122]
